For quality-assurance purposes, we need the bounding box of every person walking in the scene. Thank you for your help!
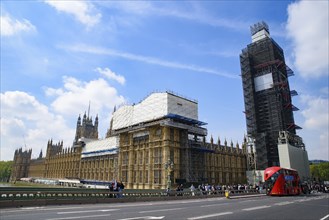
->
[190,184,196,196]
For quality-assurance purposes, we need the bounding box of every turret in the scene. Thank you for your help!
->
[236,142,240,153]
[224,138,228,152]
[242,135,247,154]
[74,109,99,143]
[83,112,87,124]
[77,114,81,126]
[95,114,99,128]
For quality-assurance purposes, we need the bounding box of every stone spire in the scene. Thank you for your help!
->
[217,136,221,146]
[236,142,240,153]
[38,149,43,159]
[242,135,247,153]
[224,138,228,152]
[95,114,98,128]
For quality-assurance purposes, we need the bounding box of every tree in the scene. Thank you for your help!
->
[310,162,329,181]
[0,161,13,182]
[318,162,329,181]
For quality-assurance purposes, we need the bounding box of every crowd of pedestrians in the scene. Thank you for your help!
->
[109,180,124,198]
[187,183,259,196]
[107,181,328,198]
[308,183,329,193]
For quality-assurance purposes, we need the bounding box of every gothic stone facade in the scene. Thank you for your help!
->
[11,93,248,189]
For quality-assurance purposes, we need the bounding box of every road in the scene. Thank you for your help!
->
[1,193,328,220]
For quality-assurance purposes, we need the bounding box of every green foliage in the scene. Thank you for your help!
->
[310,162,329,181]
[0,161,13,182]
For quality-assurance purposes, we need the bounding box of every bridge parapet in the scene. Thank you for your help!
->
[0,187,261,208]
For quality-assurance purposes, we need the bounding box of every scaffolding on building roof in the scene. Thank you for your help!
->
[250,21,269,35]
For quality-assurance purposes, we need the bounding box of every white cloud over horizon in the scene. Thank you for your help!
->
[45,76,125,117]
[1,75,126,161]
[0,14,36,36]
[299,94,329,160]
[286,0,328,160]
[286,0,329,78]
[45,0,101,29]
[0,91,74,161]
[300,95,328,130]
[95,67,126,85]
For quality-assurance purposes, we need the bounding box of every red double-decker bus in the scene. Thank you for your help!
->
[264,166,301,196]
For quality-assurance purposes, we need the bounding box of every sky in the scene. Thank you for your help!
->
[1,0,328,161]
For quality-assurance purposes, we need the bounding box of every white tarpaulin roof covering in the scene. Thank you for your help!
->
[112,92,198,130]
[58,179,80,184]
[81,137,119,158]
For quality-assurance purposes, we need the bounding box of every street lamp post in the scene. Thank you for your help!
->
[164,159,174,190]
[247,136,257,187]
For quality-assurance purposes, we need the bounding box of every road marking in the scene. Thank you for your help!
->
[139,208,183,213]
[242,205,271,211]
[180,200,202,203]
[187,212,233,220]
[116,216,165,220]
[46,214,111,220]
[24,206,88,210]
[201,203,230,207]
[21,207,44,210]
[230,194,266,199]
[320,214,329,220]
[2,206,88,213]
[57,209,119,214]
[238,199,257,203]
[274,201,294,206]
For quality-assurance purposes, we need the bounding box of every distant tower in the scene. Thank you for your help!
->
[10,148,32,181]
[240,21,301,169]
[38,149,43,159]
[74,111,99,144]
[46,139,63,158]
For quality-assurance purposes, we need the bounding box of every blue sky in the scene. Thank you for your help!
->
[1,1,328,161]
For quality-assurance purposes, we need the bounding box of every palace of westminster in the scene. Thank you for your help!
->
[10,91,248,189]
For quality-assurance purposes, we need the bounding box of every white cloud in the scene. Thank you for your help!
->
[1,76,126,161]
[46,76,125,116]
[300,95,328,130]
[299,95,329,160]
[45,0,101,28]
[0,14,36,36]
[64,44,239,79]
[0,91,73,161]
[95,67,125,85]
[286,0,329,78]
